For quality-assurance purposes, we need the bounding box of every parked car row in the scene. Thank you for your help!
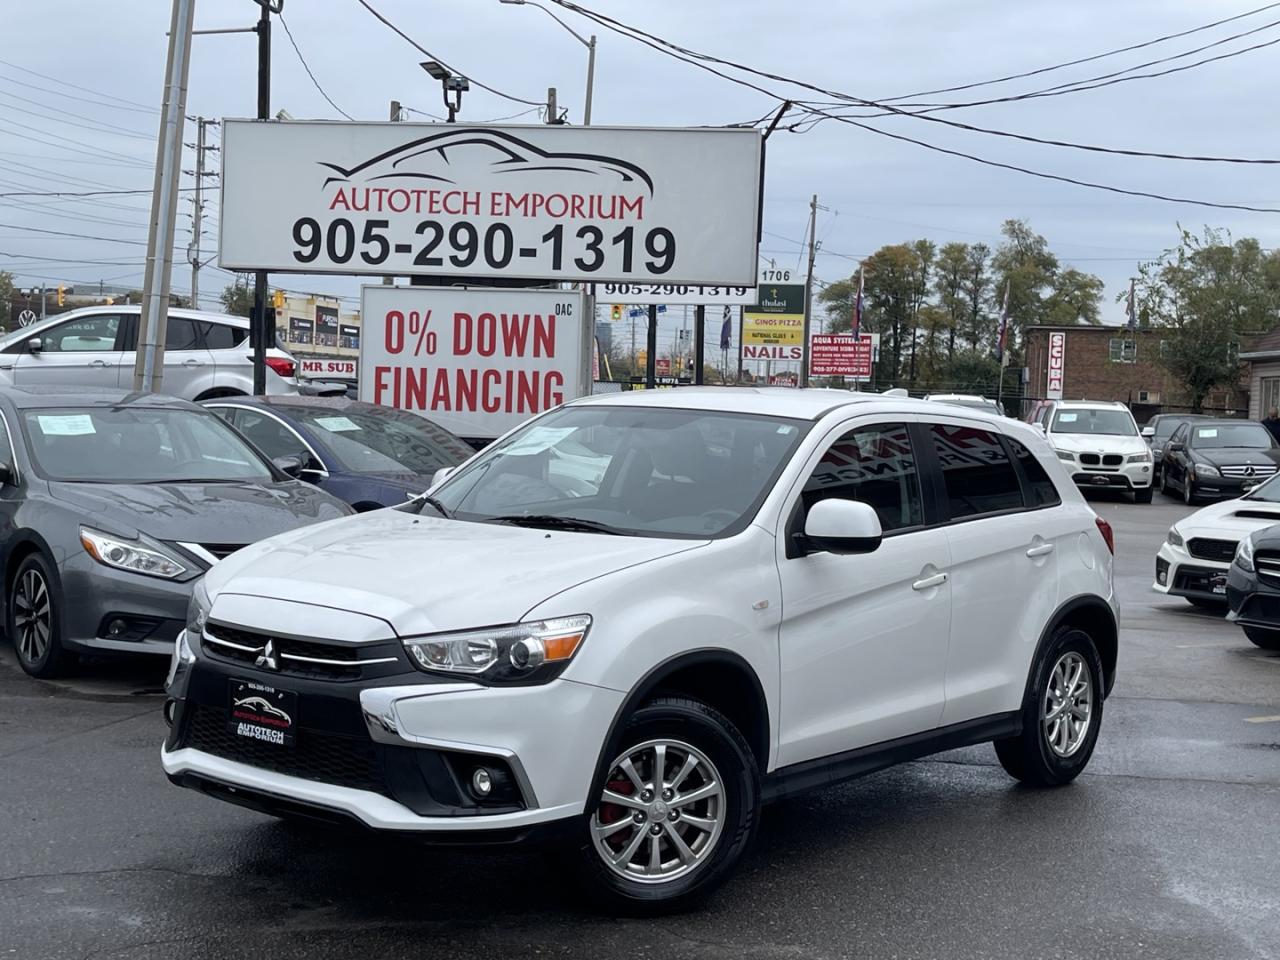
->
[1026,399,1154,503]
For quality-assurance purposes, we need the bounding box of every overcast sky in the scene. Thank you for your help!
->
[3,0,1278,341]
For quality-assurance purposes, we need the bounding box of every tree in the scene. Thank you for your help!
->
[0,270,13,309]
[960,242,992,351]
[220,277,255,317]
[1045,268,1105,326]
[1136,227,1280,411]
[906,239,935,384]
[933,242,969,359]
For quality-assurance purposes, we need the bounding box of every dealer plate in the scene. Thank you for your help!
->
[1211,574,1228,595]
[228,679,297,747]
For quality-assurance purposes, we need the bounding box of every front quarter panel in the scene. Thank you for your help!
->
[524,527,783,771]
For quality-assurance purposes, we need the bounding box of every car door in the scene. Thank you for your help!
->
[8,312,127,389]
[775,418,951,766]
[159,316,215,398]
[925,421,1068,724]
[1165,422,1190,489]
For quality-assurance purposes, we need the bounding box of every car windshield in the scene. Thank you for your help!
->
[431,405,810,538]
[297,406,473,475]
[937,398,1002,414]
[1052,409,1136,436]
[1191,423,1273,449]
[21,406,274,483]
[1244,473,1280,501]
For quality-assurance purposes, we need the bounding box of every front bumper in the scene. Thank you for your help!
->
[59,553,191,655]
[1184,474,1262,499]
[163,645,624,834]
[1153,540,1230,600]
[1225,562,1280,629]
[1064,460,1151,491]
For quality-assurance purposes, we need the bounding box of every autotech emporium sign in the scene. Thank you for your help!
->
[219,120,763,285]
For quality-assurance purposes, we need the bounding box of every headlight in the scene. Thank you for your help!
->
[1235,536,1255,573]
[80,528,186,579]
[1055,450,1075,461]
[186,579,211,639]
[403,614,591,685]
[1167,528,1184,548]
[1127,450,1153,463]
[166,629,196,688]
[1192,463,1220,478]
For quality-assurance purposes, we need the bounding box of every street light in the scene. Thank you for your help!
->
[498,0,596,125]
[421,60,469,122]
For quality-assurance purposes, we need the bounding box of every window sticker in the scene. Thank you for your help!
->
[36,414,95,436]
[503,426,577,456]
[1058,413,1078,423]
[1197,428,1218,439]
[313,416,361,433]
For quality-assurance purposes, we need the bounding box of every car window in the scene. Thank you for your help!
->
[294,405,473,475]
[165,317,202,352]
[234,411,311,462]
[1007,437,1061,508]
[40,314,121,353]
[208,406,238,426]
[1170,423,1188,445]
[1051,408,1137,436]
[800,423,923,533]
[200,322,245,350]
[930,423,1024,519]
[1191,423,1273,449]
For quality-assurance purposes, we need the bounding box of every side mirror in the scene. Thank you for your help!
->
[299,454,326,478]
[430,466,454,488]
[802,499,883,555]
[1033,422,1046,435]
[27,338,42,354]
[1168,442,1184,453]
[273,455,304,478]
[1141,426,1154,439]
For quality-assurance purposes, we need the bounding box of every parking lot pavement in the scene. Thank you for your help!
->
[1,492,1277,960]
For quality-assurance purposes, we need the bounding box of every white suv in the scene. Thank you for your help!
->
[1034,400,1153,503]
[0,306,302,400]
[163,389,1118,910]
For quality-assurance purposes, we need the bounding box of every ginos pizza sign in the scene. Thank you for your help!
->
[1047,332,1065,399]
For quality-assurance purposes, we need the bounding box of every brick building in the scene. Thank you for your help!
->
[1023,324,1248,419]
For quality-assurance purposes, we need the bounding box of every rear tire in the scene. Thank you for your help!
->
[1134,486,1153,504]
[994,626,1104,787]
[7,553,72,679]
[1243,626,1280,651]
[574,697,760,913]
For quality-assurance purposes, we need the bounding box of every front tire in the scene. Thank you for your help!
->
[1243,626,1280,651]
[575,697,760,913]
[8,553,71,679]
[994,626,1104,787]
[1184,477,1196,504]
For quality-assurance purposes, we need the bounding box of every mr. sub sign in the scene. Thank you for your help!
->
[359,286,588,439]
[220,121,762,285]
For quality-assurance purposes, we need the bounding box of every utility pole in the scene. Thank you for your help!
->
[135,0,195,392]
[799,193,818,388]
[693,304,706,385]
[40,284,46,321]
[383,100,403,287]
[251,0,273,395]
[646,304,658,389]
[188,116,210,309]
[546,87,558,124]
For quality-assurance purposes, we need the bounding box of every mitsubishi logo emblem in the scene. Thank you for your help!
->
[255,639,280,672]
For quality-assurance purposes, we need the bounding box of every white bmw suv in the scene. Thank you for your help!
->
[1034,400,1153,503]
[163,389,1118,910]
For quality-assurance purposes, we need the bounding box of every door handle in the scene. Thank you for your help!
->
[1026,543,1056,558]
[88,359,109,368]
[182,359,202,367]
[912,572,948,591]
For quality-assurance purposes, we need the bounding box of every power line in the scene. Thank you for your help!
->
[0,70,155,116]
[353,0,543,107]
[0,186,212,199]
[279,14,355,120]
[0,57,154,110]
[549,1,1280,211]
[0,90,155,140]
[0,222,147,245]
[0,118,149,166]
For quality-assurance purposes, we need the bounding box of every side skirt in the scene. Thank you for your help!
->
[762,712,1021,804]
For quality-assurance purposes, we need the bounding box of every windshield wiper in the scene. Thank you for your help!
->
[485,513,623,535]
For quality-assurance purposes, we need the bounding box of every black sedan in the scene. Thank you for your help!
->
[1159,419,1280,503]
[0,388,352,678]
[1225,526,1280,650]
[1142,413,1208,484]
[203,396,474,511]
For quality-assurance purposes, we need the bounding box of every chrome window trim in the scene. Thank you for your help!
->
[0,408,20,484]
[205,403,330,479]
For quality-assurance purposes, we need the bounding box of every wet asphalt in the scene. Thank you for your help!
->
[1,490,1277,960]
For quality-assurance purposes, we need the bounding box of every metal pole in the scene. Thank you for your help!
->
[189,116,205,309]
[583,35,596,125]
[693,304,705,385]
[383,100,402,287]
[135,0,195,392]
[251,1,271,395]
[40,285,46,320]
[799,193,817,388]
[736,307,744,383]
[646,304,657,389]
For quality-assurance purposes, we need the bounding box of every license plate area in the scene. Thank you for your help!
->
[1211,574,1228,595]
[228,679,297,747]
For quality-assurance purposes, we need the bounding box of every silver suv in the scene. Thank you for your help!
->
[0,306,302,400]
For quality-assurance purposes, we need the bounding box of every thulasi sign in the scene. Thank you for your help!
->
[220,121,762,285]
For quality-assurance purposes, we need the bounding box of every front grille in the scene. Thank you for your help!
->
[1220,465,1278,479]
[183,703,387,795]
[1080,453,1100,466]
[1172,565,1228,596]
[1102,454,1123,466]
[1187,538,1239,563]
[1255,552,1280,583]
[202,623,394,681]
[201,543,247,560]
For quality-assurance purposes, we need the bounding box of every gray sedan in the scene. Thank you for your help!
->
[0,387,352,678]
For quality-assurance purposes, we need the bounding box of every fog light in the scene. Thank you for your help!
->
[163,699,176,727]
[107,618,128,638]
[471,768,493,798]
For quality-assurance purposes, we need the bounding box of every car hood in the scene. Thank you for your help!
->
[1190,448,1280,468]
[1175,496,1280,539]
[203,510,707,636]
[48,480,351,545]
[1049,433,1147,454]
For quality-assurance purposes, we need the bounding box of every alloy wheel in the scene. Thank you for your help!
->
[1041,652,1093,758]
[591,738,725,884]
[13,569,51,666]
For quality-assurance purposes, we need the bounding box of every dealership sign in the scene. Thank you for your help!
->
[359,286,588,438]
[1047,331,1065,399]
[220,120,762,285]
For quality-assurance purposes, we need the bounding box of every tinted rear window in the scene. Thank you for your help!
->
[1008,438,1061,507]
[930,424,1024,519]
[201,322,245,350]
